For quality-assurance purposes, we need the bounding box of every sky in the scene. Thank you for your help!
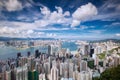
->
[0,0,120,40]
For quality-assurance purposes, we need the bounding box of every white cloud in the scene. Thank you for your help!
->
[71,20,80,27]
[27,30,34,34]
[40,6,51,18]
[71,3,98,27]
[88,30,105,34]
[46,33,57,37]
[0,0,34,12]
[40,6,71,26]
[80,26,88,30]
[111,22,120,26]
[104,22,120,28]
[5,0,23,11]
[116,33,120,37]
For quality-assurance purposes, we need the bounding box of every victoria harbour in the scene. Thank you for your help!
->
[0,41,78,60]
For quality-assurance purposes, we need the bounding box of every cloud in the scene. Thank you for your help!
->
[116,33,120,37]
[104,22,120,28]
[40,6,71,26]
[111,22,120,26]
[71,20,80,27]
[71,3,98,27]
[88,30,105,34]
[5,0,23,11]
[0,0,34,12]
[92,0,120,21]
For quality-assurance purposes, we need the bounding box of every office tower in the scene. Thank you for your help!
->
[5,71,11,80]
[113,56,120,67]
[92,54,99,66]
[73,70,79,80]
[17,52,22,58]
[35,50,40,58]
[1,65,6,80]
[68,63,73,78]
[0,72,3,80]
[19,57,27,67]
[63,62,69,78]
[22,65,28,80]
[28,70,39,80]
[16,67,22,80]
[95,46,102,54]
[60,63,64,77]
[77,73,81,80]
[79,71,90,80]
[64,70,68,79]
[44,62,50,74]
[48,45,53,55]
[11,69,16,80]
[35,61,42,74]
[39,73,46,80]
[90,49,94,57]
[48,56,54,69]
[81,44,90,56]
[27,57,35,71]
[16,65,28,80]
[80,60,88,72]
[27,52,31,57]
[50,65,59,80]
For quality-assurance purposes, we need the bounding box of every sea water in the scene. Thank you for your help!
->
[0,41,79,60]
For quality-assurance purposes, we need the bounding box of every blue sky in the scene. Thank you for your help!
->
[0,0,120,40]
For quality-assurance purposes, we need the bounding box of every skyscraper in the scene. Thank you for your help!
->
[79,71,90,80]
[50,65,59,80]
[90,49,94,57]
[16,65,28,80]
[48,45,53,55]
[60,63,64,77]
[80,60,88,72]
[28,70,39,80]
[5,71,11,80]
[68,63,73,78]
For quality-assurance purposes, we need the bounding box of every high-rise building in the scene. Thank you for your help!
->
[80,60,88,72]
[27,57,35,71]
[90,49,94,57]
[5,71,11,80]
[35,50,40,58]
[113,56,120,67]
[68,63,73,78]
[28,70,39,80]
[11,69,16,80]
[73,70,79,80]
[50,65,59,80]
[39,73,46,80]
[79,71,90,80]
[48,45,53,55]
[27,52,31,57]
[60,63,64,77]
[44,62,50,74]
[16,65,28,80]
[81,44,90,56]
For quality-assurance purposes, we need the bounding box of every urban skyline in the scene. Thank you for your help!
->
[0,0,120,40]
[0,0,120,80]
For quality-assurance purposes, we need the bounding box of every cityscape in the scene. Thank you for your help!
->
[0,0,120,80]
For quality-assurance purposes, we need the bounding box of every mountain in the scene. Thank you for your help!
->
[89,39,120,43]
[0,37,56,41]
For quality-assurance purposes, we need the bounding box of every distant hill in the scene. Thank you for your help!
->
[0,37,56,41]
[90,39,120,43]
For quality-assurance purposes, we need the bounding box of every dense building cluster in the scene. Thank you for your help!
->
[0,40,120,80]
